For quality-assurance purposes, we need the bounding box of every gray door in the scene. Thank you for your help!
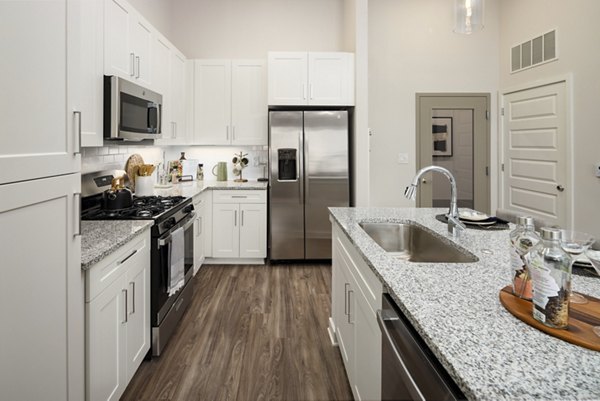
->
[416,94,490,214]
[304,111,349,259]
[269,111,304,260]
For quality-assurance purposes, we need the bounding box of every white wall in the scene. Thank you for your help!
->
[498,0,600,236]
[127,0,173,42]
[169,0,346,58]
[368,0,500,208]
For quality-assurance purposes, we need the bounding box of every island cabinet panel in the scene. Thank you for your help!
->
[331,222,382,401]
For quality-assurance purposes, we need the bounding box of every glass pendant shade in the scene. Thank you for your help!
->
[454,0,484,34]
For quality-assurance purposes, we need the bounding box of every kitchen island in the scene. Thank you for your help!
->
[329,207,600,401]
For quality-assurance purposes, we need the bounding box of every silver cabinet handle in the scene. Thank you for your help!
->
[309,84,313,100]
[231,195,247,198]
[171,122,176,138]
[122,289,128,323]
[130,53,135,76]
[130,282,135,315]
[344,283,349,315]
[376,309,426,401]
[73,111,82,155]
[226,125,230,141]
[136,56,140,78]
[241,210,244,226]
[234,210,238,226]
[73,193,81,237]
[302,83,307,100]
[232,125,236,141]
[347,290,353,324]
[117,249,138,265]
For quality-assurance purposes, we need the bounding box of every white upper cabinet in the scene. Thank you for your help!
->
[104,0,152,87]
[152,36,172,140]
[0,0,80,185]
[231,60,267,145]
[193,59,267,146]
[268,52,354,106]
[169,51,188,143]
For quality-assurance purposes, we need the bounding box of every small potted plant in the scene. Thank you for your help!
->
[232,151,249,182]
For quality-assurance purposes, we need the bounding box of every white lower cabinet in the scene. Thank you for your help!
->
[193,191,207,275]
[331,223,382,401]
[86,232,150,401]
[211,190,266,261]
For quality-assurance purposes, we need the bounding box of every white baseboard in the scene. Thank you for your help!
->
[203,257,266,265]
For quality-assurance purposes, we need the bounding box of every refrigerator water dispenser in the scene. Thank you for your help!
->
[278,149,297,181]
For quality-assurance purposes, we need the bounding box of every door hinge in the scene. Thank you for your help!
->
[485,110,490,120]
[501,163,505,172]
[501,107,505,116]
[485,166,489,176]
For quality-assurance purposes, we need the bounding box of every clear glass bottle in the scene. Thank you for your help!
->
[525,228,572,329]
[197,163,204,180]
[510,216,540,300]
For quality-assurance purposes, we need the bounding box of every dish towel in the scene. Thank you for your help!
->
[168,227,185,296]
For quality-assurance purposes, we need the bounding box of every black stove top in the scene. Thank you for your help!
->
[82,195,187,221]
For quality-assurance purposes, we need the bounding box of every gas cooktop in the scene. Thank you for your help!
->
[82,195,187,221]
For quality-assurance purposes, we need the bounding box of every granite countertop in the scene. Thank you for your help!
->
[153,179,267,198]
[81,220,153,270]
[329,207,600,401]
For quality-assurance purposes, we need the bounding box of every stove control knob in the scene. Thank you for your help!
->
[184,205,194,214]
[164,218,176,230]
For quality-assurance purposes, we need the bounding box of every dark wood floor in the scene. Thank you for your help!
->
[121,263,353,401]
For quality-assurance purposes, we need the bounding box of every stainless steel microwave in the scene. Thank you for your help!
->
[104,75,162,141]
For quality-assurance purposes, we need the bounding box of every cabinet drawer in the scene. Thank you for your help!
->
[212,190,266,204]
[86,234,149,302]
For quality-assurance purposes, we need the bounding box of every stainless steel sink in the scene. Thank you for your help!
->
[359,222,478,263]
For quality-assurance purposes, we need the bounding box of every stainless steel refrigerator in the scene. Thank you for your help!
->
[269,110,350,260]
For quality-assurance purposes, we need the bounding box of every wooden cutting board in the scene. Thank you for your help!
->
[125,154,144,191]
[499,286,600,351]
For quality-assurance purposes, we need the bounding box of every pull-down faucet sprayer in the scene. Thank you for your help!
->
[405,165,466,237]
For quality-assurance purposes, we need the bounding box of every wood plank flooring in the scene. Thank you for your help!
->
[121,263,354,401]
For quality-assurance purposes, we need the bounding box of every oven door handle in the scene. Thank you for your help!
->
[158,211,196,247]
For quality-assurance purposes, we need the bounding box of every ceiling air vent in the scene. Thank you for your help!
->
[510,29,557,73]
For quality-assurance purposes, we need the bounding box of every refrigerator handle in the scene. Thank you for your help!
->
[298,131,304,205]
[303,132,309,204]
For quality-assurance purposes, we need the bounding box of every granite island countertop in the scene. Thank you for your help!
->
[329,207,600,401]
[81,220,153,270]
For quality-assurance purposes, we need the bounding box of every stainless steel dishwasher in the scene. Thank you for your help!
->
[377,294,466,401]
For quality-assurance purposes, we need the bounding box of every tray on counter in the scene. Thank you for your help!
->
[435,214,510,230]
[499,285,600,352]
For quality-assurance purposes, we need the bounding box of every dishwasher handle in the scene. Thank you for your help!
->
[377,309,426,401]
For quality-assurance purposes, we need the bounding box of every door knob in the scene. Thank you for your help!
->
[556,185,565,192]
[422,179,427,184]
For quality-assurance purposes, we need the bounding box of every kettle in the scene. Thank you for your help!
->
[102,176,133,210]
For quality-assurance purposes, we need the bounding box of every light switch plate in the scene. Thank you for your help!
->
[398,153,409,164]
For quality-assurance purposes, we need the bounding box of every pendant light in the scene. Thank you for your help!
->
[454,0,484,34]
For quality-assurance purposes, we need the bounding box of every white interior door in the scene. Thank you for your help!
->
[502,81,568,228]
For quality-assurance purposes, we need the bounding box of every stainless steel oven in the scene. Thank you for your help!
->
[104,75,162,141]
[378,294,466,401]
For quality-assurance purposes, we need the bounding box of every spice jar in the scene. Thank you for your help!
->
[526,227,572,329]
[510,216,540,300]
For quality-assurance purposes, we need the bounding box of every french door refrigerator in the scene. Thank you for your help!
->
[269,110,350,260]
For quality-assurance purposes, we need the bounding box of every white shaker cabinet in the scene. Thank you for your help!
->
[0,0,81,185]
[330,223,382,401]
[104,0,152,87]
[193,59,267,145]
[211,190,267,261]
[0,174,83,401]
[86,232,151,401]
[267,52,354,106]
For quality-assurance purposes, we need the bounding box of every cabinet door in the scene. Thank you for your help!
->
[212,203,239,258]
[231,60,267,145]
[104,0,134,79]
[193,201,206,274]
[78,0,104,147]
[239,203,267,258]
[131,16,153,87]
[0,0,80,185]
[153,36,172,139]
[194,60,232,145]
[87,275,128,401]
[267,52,308,105]
[170,51,187,143]
[126,256,151,383]
[0,174,83,400]
[308,52,354,106]
[354,293,382,401]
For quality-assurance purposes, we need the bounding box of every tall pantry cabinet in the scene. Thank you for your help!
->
[0,0,85,400]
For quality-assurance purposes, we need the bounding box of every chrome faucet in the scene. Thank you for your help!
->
[404,166,466,237]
